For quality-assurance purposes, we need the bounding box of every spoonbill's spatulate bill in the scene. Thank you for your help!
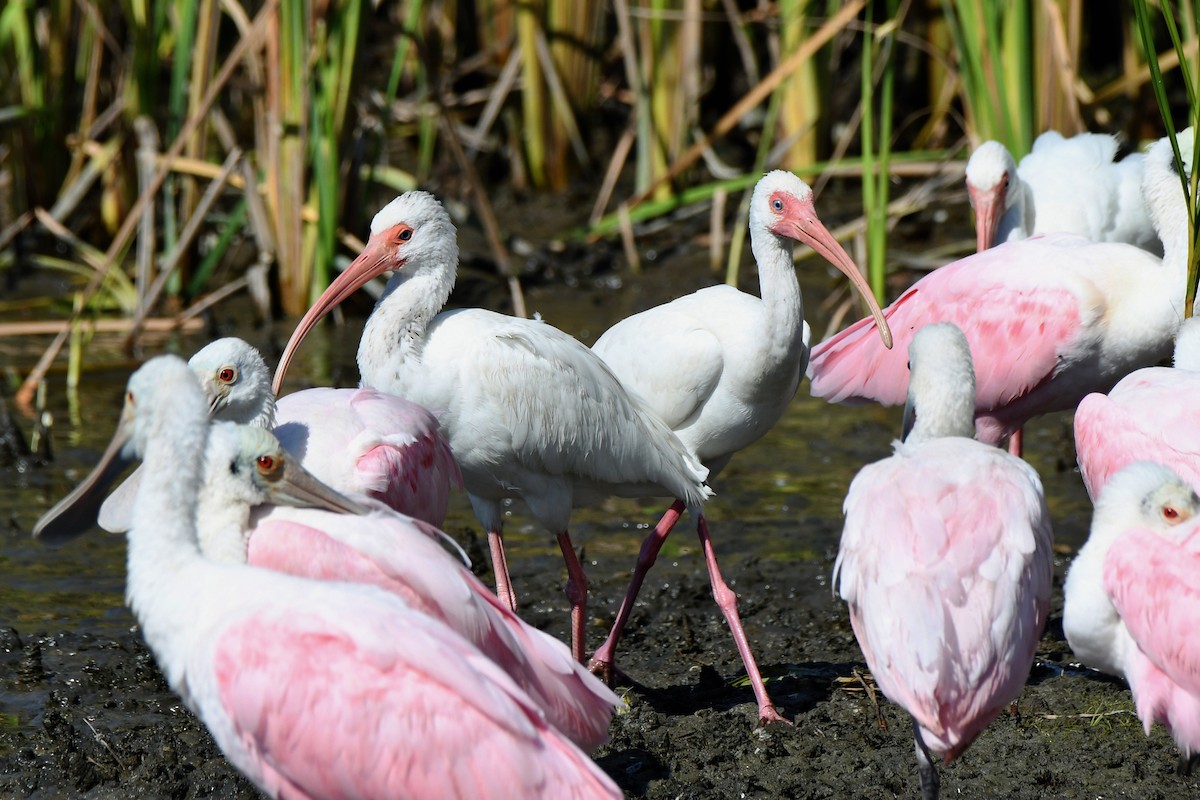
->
[810,129,1193,450]
[836,323,1053,800]
[1064,461,1200,767]
[965,131,1160,254]
[196,422,621,750]
[272,190,712,665]
[41,355,623,800]
[588,170,892,724]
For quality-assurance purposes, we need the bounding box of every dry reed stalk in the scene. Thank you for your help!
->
[623,0,867,212]
[13,0,280,413]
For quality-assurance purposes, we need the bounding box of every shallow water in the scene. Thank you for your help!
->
[0,229,1177,799]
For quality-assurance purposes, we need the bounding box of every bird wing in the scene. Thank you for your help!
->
[212,602,621,800]
[1074,368,1200,500]
[835,439,1052,754]
[809,235,1099,410]
[274,387,463,526]
[247,509,619,749]
[1104,525,1200,700]
[432,310,710,507]
[591,288,729,431]
[1020,132,1122,241]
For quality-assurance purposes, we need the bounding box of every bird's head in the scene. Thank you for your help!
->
[189,338,274,425]
[964,140,1018,252]
[752,170,892,349]
[273,191,458,393]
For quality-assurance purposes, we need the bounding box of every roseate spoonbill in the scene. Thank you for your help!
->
[835,323,1053,800]
[966,131,1161,254]
[809,129,1193,451]
[272,190,712,665]
[196,422,621,750]
[93,337,461,534]
[37,355,623,800]
[586,170,892,723]
[1074,317,1200,501]
[1063,461,1200,766]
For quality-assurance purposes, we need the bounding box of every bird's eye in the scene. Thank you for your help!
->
[218,367,237,384]
[256,455,280,477]
[772,199,784,211]
[398,227,413,242]
[126,390,136,405]
[1162,505,1182,524]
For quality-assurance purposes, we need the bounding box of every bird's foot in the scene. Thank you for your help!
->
[758,705,792,727]
[587,656,611,681]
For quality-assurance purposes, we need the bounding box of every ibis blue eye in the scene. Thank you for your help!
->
[399,229,413,241]
[772,199,783,211]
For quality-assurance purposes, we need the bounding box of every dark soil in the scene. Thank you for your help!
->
[1,523,1195,799]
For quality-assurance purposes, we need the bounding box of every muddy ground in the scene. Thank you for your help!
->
[2,186,1196,798]
[1,530,1196,799]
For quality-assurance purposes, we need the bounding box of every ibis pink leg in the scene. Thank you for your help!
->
[589,500,686,679]
[696,515,788,726]
[1007,428,1023,457]
[555,531,590,663]
[488,529,518,612]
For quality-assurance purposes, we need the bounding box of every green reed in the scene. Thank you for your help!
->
[1134,0,1200,319]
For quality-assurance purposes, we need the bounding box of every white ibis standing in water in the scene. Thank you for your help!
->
[586,169,892,724]
[272,191,713,667]
[836,323,1053,800]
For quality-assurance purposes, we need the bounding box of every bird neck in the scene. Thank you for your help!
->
[1002,178,1033,243]
[1143,153,1191,284]
[357,268,453,391]
[903,376,976,444]
[195,480,254,566]
[749,227,806,367]
[124,405,211,683]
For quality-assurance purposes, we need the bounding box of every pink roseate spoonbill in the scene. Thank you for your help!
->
[835,323,1053,800]
[1063,461,1200,768]
[194,422,621,750]
[95,337,461,534]
[1074,317,1200,501]
[810,128,1194,452]
[586,170,892,722]
[37,356,624,800]
[271,190,713,666]
[966,131,1161,254]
